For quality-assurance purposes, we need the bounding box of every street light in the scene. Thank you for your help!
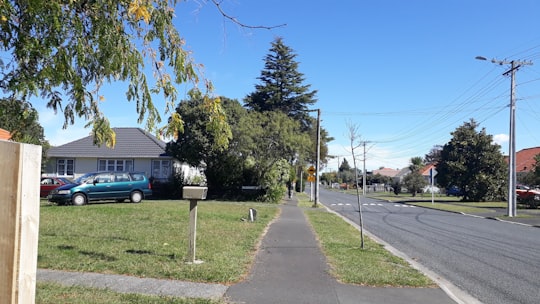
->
[476,56,533,217]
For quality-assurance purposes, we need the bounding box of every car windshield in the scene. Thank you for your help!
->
[74,173,97,184]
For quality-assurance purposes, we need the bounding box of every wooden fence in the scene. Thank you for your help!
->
[0,140,42,304]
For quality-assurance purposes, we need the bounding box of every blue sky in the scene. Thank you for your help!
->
[38,0,540,171]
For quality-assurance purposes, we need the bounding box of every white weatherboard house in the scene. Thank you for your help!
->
[45,127,198,181]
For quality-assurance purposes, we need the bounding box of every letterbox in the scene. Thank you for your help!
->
[183,186,208,200]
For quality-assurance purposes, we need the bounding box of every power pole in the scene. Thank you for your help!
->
[361,141,373,195]
[315,108,321,207]
[476,56,533,217]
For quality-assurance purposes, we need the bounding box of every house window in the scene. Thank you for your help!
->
[56,159,74,176]
[152,160,171,179]
[98,159,134,172]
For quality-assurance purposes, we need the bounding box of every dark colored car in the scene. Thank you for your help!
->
[40,177,72,197]
[446,186,463,196]
[48,171,152,206]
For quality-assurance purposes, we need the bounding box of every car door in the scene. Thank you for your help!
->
[40,178,56,197]
[110,172,133,199]
[87,172,115,200]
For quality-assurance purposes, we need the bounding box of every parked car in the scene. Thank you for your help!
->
[446,186,463,197]
[48,171,152,206]
[40,177,72,197]
[516,185,540,201]
[422,185,441,194]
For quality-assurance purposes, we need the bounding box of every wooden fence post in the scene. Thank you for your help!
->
[0,141,42,304]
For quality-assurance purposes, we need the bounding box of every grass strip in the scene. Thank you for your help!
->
[36,282,222,304]
[304,209,435,287]
[39,200,278,284]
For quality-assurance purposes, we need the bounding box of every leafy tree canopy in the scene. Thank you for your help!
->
[0,0,226,146]
[436,119,506,201]
[424,145,443,164]
[0,96,46,145]
[0,96,50,171]
[339,158,352,172]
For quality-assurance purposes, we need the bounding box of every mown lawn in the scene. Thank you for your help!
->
[39,200,278,283]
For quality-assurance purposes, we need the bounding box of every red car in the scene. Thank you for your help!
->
[516,185,540,201]
[40,177,72,197]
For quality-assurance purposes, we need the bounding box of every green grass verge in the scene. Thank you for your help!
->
[296,192,323,208]
[36,282,222,304]
[304,209,435,287]
[39,200,278,283]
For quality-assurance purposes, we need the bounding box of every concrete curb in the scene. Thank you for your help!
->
[321,202,483,304]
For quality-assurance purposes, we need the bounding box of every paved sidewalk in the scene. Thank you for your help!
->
[38,197,461,303]
[224,197,457,304]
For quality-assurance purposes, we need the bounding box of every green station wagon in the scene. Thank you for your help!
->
[48,171,152,206]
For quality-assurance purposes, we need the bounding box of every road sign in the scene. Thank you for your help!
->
[307,166,315,175]
[307,175,315,182]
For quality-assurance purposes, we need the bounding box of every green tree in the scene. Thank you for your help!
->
[338,158,356,184]
[0,0,228,146]
[236,111,310,194]
[436,119,507,201]
[402,157,427,196]
[166,95,236,196]
[409,156,424,172]
[0,97,50,171]
[0,97,45,145]
[518,154,540,187]
[244,37,317,129]
[244,37,332,180]
[339,158,352,172]
[424,145,443,164]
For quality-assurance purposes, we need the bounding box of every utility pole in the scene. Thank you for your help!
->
[315,108,321,207]
[361,141,373,195]
[476,56,533,217]
[305,108,321,207]
[363,142,367,195]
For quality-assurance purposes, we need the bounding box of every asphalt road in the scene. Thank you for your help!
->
[318,188,540,304]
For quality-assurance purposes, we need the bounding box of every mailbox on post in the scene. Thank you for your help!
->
[182,186,208,264]
[183,186,208,200]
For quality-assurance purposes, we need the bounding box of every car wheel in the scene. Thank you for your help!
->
[72,193,87,206]
[130,191,143,203]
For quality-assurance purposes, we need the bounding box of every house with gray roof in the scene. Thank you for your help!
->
[45,127,196,181]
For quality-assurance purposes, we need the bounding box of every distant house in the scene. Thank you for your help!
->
[392,164,437,185]
[0,128,12,140]
[393,167,410,184]
[45,127,198,181]
[516,147,540,173]
[372,167,400,178]
[420,163,437,184]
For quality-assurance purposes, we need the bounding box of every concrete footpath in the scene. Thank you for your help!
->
[38,197,459,303]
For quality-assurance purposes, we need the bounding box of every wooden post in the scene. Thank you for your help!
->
[187,199,198,263]
[0,141,42,304]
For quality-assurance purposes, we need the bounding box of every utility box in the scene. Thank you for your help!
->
[183,186,208,200]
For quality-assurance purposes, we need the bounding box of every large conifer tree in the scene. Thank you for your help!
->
[244,37,317,130]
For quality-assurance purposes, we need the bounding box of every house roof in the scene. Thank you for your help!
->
[47,127,169,158]
[0,128,11,140]
[516,147,540,173]
[372,167,400,177]
[421,163,437,176]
